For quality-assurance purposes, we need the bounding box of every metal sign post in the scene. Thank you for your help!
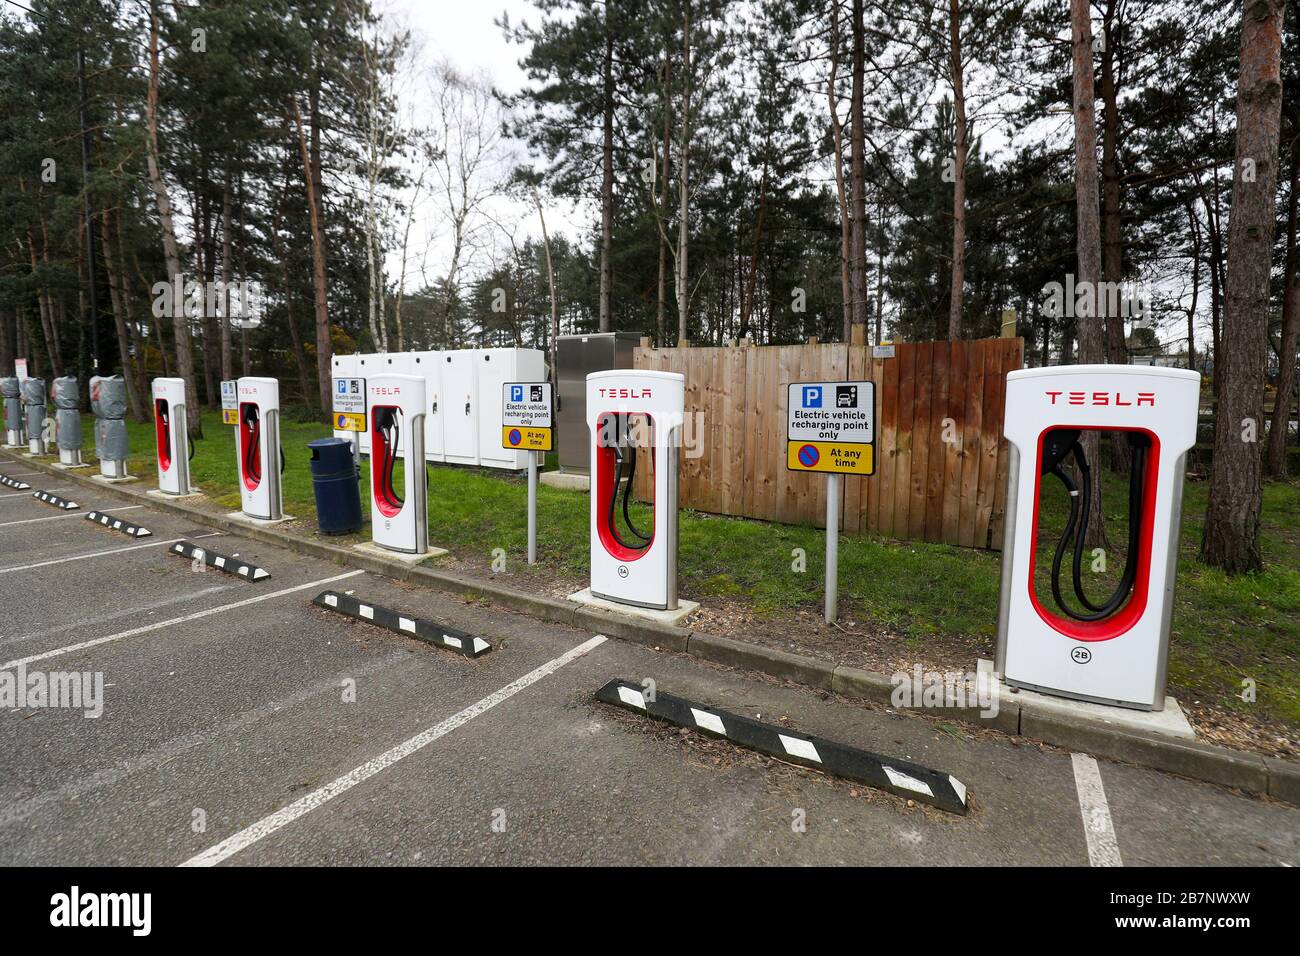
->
[786,380,876,624]
[332,376,367,467]
[502,382,553,565]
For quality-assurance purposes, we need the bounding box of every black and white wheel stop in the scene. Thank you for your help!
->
[595,678,970,815]
[0,474,31,490]
[85,510,152,537]
[168,540,269,580]
[31,490,78,510]
[313,590,493,658]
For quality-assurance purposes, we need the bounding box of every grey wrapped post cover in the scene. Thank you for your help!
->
[1,377,21,441]
[21,377,46,452]
[96,375,130,465]
[53,376,82,451]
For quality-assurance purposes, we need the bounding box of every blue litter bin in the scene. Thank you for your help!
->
[308,437,362,535]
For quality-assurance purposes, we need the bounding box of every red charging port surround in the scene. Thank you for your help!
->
[240,402,261,491]
[371,405,402,519]
[155,399,171,472]
[594,411,655,562]
[1026,425,1160,642]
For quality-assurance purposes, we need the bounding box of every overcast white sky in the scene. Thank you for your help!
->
[383,0,533,94]
[377,0,594,286]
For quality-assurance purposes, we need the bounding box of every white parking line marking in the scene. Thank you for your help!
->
[0,505,143,528]
[1072,753,1123,867]
[0,569,364,672]
[180,634,609,867]
[0,534,221,576]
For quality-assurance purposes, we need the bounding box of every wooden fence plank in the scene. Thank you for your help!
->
[908,341,934,541]
[942,340,967,544]
[924,340,951,542]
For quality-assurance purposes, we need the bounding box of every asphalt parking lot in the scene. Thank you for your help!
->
[1,462,1297,867]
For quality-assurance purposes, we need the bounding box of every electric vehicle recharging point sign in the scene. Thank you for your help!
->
[501,382,553,451]
[333,377,366,433]
[786,381,875,474]
[220,380,238,426]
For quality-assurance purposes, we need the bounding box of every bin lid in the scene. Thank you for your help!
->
[308,437,351,448]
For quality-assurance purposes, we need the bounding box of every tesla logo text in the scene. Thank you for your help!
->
[1045,391,1154,407]
[598,387,652,399]
[371,387,403,396]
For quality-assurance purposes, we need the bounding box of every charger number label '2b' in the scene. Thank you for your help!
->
[786,381,875,475]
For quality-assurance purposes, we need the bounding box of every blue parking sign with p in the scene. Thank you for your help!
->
[511,385,524,402]
[802,386,822,408]
[337,380,347,394]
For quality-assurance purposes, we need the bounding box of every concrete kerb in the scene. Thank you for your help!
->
[4,445,1297,807]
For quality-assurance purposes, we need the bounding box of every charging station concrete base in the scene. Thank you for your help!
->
[21,452,54,459]
[91,473,139,484]
[52,461,92,470]
[352,540,448,564]
[1004,684,1195,740]
[226,510,295,529]
[540,471,590,492]
[148,487,203,500]
[567,587,700,627]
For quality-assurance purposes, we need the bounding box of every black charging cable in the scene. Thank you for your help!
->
[376,407,404,509]
[1043,429,1150,621]
[606,414,653,551]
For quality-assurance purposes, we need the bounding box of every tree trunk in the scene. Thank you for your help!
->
[1100,0,1127,368]
[99,207,145,421]
[947,0,967,341]
[1185,201,1201,373]
[739,168,769,338]
[848,0,868,330]
[146,2,200,437]
[828,0,852,340]
[676,5,692,344]
[220,175,234,382]
[657,60,672,347]
[1266,138,1299,477]
[536,191,559,391]
[1202,0,1285,574]
[290,95,332,411]
[1070,0,1106,548]
[196,193,218,406]
[599,13,614,333]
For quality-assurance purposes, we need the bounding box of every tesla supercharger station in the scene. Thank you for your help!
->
[152,377,193,495]
[996,365,1200,711]
[367,374,427,554]
[236,377,284,521]
[586,370,684,611]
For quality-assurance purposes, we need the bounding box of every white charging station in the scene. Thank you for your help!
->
[584,370,685,611]
[152,377,192,495]
[367,373,427,554]
[236,376,284,521]
[996,365,1200,710]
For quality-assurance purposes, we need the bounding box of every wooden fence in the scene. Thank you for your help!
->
[633,336,1024,549]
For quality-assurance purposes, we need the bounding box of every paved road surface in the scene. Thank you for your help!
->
[0,464,1295,866]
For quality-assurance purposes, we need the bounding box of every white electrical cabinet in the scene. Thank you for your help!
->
[441,350,479,466]
[408,351,444,462]
[333,348,545,470]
